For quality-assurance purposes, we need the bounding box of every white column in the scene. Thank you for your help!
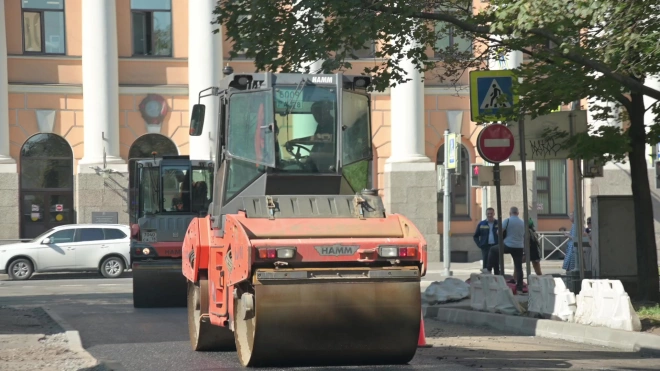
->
[79,0,124,171]
[387,39,429,163]
[188,0,222,161]
[0,0,15,172]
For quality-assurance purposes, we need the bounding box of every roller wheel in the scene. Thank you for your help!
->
[187,278,235,351]
[234,289,257,367]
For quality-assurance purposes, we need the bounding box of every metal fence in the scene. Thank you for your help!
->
[536,231,570,261]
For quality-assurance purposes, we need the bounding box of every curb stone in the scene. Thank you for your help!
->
[424,306,660,355]
[41,306,104,367]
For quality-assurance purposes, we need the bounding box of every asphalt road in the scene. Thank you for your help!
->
[0,272,461,371]
[1,268,656,371]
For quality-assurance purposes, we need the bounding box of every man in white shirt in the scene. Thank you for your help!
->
[487,206,525,291]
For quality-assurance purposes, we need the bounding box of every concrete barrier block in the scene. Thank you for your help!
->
[485,275,524,315]
[469,273,486,311]
[595,280,642,332]
[527,274,544,316]
[574,279,597,326]
[527,275,576,322]
[551,277,577,322]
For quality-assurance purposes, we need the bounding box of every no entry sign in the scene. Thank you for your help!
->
[476,124,514,163]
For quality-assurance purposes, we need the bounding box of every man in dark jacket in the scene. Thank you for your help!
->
[473,207,498,273]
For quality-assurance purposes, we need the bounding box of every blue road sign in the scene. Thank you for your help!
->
[469,70,518,122]
[447,133,457,169]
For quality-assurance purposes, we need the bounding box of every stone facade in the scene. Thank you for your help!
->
[384,162,441,262]
[0,173,18,239]
[75,171,130,226]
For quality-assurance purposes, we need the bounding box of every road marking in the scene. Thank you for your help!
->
[61,284,83,287]
[98,284,122,286]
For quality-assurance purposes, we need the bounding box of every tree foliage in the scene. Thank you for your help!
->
[213,0,660,300]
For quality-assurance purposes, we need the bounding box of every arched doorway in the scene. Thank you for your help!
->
[20,134,74,238]
[128,134,179,223]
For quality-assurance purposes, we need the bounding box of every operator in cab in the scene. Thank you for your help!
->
[285,100,336,172]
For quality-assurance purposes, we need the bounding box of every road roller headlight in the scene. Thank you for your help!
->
[142,247,151,255]
[378,246,416,258]
[258,247,296,259]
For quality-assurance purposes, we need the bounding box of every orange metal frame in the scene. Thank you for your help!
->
[181,211,428,329]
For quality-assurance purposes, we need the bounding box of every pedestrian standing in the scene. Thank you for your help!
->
[487,206,526,291]
[473,207,498,273]
[562,212,577,272]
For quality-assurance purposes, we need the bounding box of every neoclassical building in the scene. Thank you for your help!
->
[1,0,657,263]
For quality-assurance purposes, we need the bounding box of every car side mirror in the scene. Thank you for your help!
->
[189,104,206,136]
[41,237,51,244]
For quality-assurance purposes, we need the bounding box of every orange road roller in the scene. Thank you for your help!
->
[182,71,428,367]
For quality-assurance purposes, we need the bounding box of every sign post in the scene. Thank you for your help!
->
[442,130,453,277]
[517,115,531,279]
[476,124,515,276]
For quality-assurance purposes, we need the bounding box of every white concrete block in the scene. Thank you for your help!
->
[575,279,641,332]
[469,273,486,311]
[595,280,642,332]
[484,274,524,315]
[574,279,598,326]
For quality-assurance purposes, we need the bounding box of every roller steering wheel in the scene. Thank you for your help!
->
[285,142,312,162]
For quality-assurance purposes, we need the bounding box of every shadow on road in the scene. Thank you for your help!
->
[0,293,190,346]
[421,318,659,370]
[0,306,64,335]
[0,271,133,281]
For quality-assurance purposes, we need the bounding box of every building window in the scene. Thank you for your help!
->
[345,41,376,59]
[433,4,472,59]
[535,159,568,216]
[437,143,470,220]
[131,0,172,56]
[21,0,66,54]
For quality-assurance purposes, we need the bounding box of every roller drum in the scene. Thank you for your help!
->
[234,279,421,367]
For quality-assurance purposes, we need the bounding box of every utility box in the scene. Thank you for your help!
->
[590,195,638,297]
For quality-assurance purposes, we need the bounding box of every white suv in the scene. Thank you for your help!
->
[0,224,131,280]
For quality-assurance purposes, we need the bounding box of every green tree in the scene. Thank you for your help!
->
[213,0,660,301]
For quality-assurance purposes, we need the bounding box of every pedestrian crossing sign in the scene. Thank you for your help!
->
[469,70,519,122]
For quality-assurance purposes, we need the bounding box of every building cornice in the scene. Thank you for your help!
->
[9,84,189,95]
[8,84,468,97]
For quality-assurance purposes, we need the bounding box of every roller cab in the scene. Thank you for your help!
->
[129,155,214,308]
[184,72,427,367]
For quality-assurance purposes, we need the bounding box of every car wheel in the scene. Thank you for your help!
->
[8,258,33,280]
[101,257,125,278]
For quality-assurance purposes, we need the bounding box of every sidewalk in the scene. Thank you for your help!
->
[421,260,660,356]
[0,305,117,371]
